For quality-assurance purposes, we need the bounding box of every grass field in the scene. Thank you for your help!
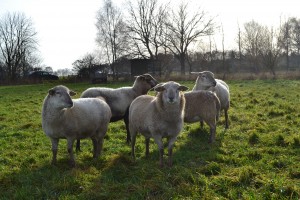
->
[0,79,299,199]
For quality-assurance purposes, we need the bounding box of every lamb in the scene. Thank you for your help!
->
[192,71,230,128]
[184,90,221,143]
[129,81,189,167]
[41,85,111,167]
[76,74,158,151]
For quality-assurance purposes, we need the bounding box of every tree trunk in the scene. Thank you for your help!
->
[180,54,185,75]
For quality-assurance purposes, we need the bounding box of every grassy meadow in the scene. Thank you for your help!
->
[0,79,299,199]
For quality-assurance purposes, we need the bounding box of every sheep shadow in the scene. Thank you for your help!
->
[79,124,225,199]
[0,125,225,199]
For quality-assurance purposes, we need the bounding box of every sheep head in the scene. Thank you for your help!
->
[193,71,217,88]
[134,74,159,94]
[48,85,76,109]
[154,81,188,104]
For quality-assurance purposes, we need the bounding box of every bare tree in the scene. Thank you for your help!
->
[290,18,300,54]
[0,12,38,81]
[236,22,243,72]
[127,0,167,60]
[72,53,96,78]
[164,1,215,75]
[278,18,292,71]
[241,20,266,73]
[289,17,300,68]
[259,27,281,76]
[96,0,128,79]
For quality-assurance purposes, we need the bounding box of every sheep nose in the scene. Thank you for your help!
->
[67,100,74,108]
[150,80,158,87]
[168,97,174,103]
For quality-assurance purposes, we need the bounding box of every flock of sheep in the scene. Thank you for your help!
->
[41,71,230,167]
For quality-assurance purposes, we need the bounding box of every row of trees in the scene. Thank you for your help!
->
[91,0,214,78]
[73,0,300,79]
[1,1,300,82]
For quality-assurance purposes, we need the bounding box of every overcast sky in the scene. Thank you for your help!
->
[1,0,299,71]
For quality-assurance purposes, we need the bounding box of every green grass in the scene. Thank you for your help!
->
[0,80,300,199]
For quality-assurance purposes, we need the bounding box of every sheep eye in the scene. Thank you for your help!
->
[55,92,61,96]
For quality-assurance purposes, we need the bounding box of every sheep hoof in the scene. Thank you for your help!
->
[51,160,57,166]
[76,148,82,153]
[159,162,164,168]
[69,160,76,168]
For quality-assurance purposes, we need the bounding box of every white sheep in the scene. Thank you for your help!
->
[129,81,189,167]
[192,71,230,128]
[76,74,158,150]
[184,90,221,143]
[42,85,111,167]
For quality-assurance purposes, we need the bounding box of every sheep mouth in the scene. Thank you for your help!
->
[149,79,159,88]
[66,103,74,108]
[167,99,176,104]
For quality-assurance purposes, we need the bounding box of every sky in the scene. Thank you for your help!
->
[0,0,299,71]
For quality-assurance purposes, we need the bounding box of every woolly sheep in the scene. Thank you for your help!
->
[42,85,111,167]
[184,90,221,143]
[192,71,230,128]
[129,81,189,167]
[76,74,158,151]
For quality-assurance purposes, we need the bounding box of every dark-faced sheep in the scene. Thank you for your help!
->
[42,85,111,167]
[129,81,189,167]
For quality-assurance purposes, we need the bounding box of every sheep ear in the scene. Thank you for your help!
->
[69,90,76,96]
[154,84,165,92]
[178,85,189,91]
[139,75,146,80]
[48,89,55,96]
[143,74,152,79]
[190,72,199,75]
[135,75,145,80]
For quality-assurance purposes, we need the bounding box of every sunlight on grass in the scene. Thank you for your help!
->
[0,80,300,199]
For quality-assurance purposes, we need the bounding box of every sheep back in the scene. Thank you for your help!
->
[184,90,220,123]
[208,80,230,111]
[81,87,135,118]
[80,74,158,119]
[42,98,111,139]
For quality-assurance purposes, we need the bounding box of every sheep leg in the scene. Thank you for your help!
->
[67,139,75,167]
[153,136,164,168]
[145,138,150,157]
[51,138,59,165]
[75,139,81,152]
[209,126,216,143]
[91,138,99,158]
[124,107,131,144]
[224,109,229,129]
[167,137,177,167]
[131,131,137,160]
[200,120,204,129]
[97,137,104,158]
